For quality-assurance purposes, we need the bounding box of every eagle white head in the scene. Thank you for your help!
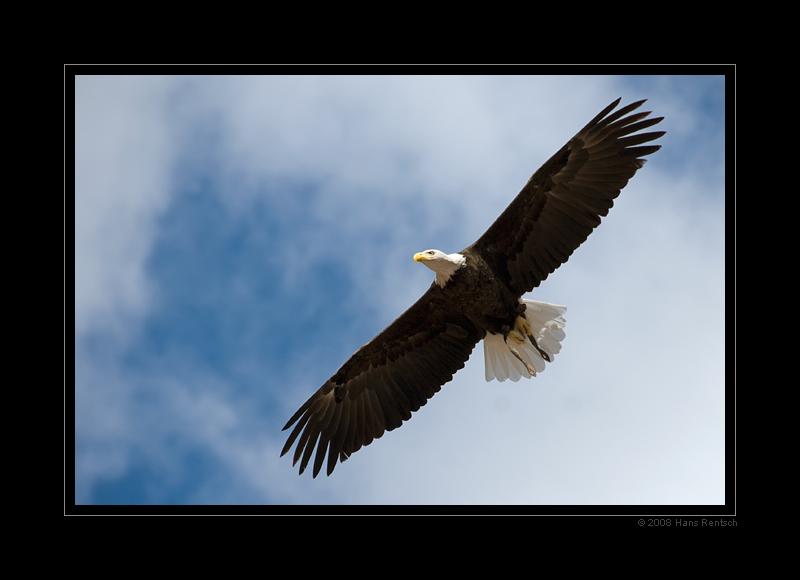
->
[413,249,466,287]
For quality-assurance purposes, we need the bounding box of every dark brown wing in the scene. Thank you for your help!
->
[470,98,665,295]
[281,285,484,477]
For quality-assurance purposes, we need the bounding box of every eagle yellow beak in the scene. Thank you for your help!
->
[413,252,428,263]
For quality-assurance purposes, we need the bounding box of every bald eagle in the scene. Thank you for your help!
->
[281,98,664,477]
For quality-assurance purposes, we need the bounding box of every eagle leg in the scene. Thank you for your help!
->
[515,315,551,362]
[503,333,537,377]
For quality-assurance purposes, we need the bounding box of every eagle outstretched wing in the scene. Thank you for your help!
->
[281,285,483,477]
[471,98,664,295]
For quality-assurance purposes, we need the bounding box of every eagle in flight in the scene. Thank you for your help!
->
[281,98,664,477]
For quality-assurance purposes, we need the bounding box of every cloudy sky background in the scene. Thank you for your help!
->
[74,74,725,506]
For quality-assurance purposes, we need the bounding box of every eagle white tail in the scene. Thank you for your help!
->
[483,300,567,382]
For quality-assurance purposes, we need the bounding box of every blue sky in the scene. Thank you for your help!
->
[74,74,726,506]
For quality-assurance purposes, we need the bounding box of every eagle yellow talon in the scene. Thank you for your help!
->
[515,316,531,337]
[508,329,526,344]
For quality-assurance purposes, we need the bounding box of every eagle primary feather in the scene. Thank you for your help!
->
[281,98,664,477]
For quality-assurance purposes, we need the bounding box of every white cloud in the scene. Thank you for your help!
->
[75,76,175,339]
